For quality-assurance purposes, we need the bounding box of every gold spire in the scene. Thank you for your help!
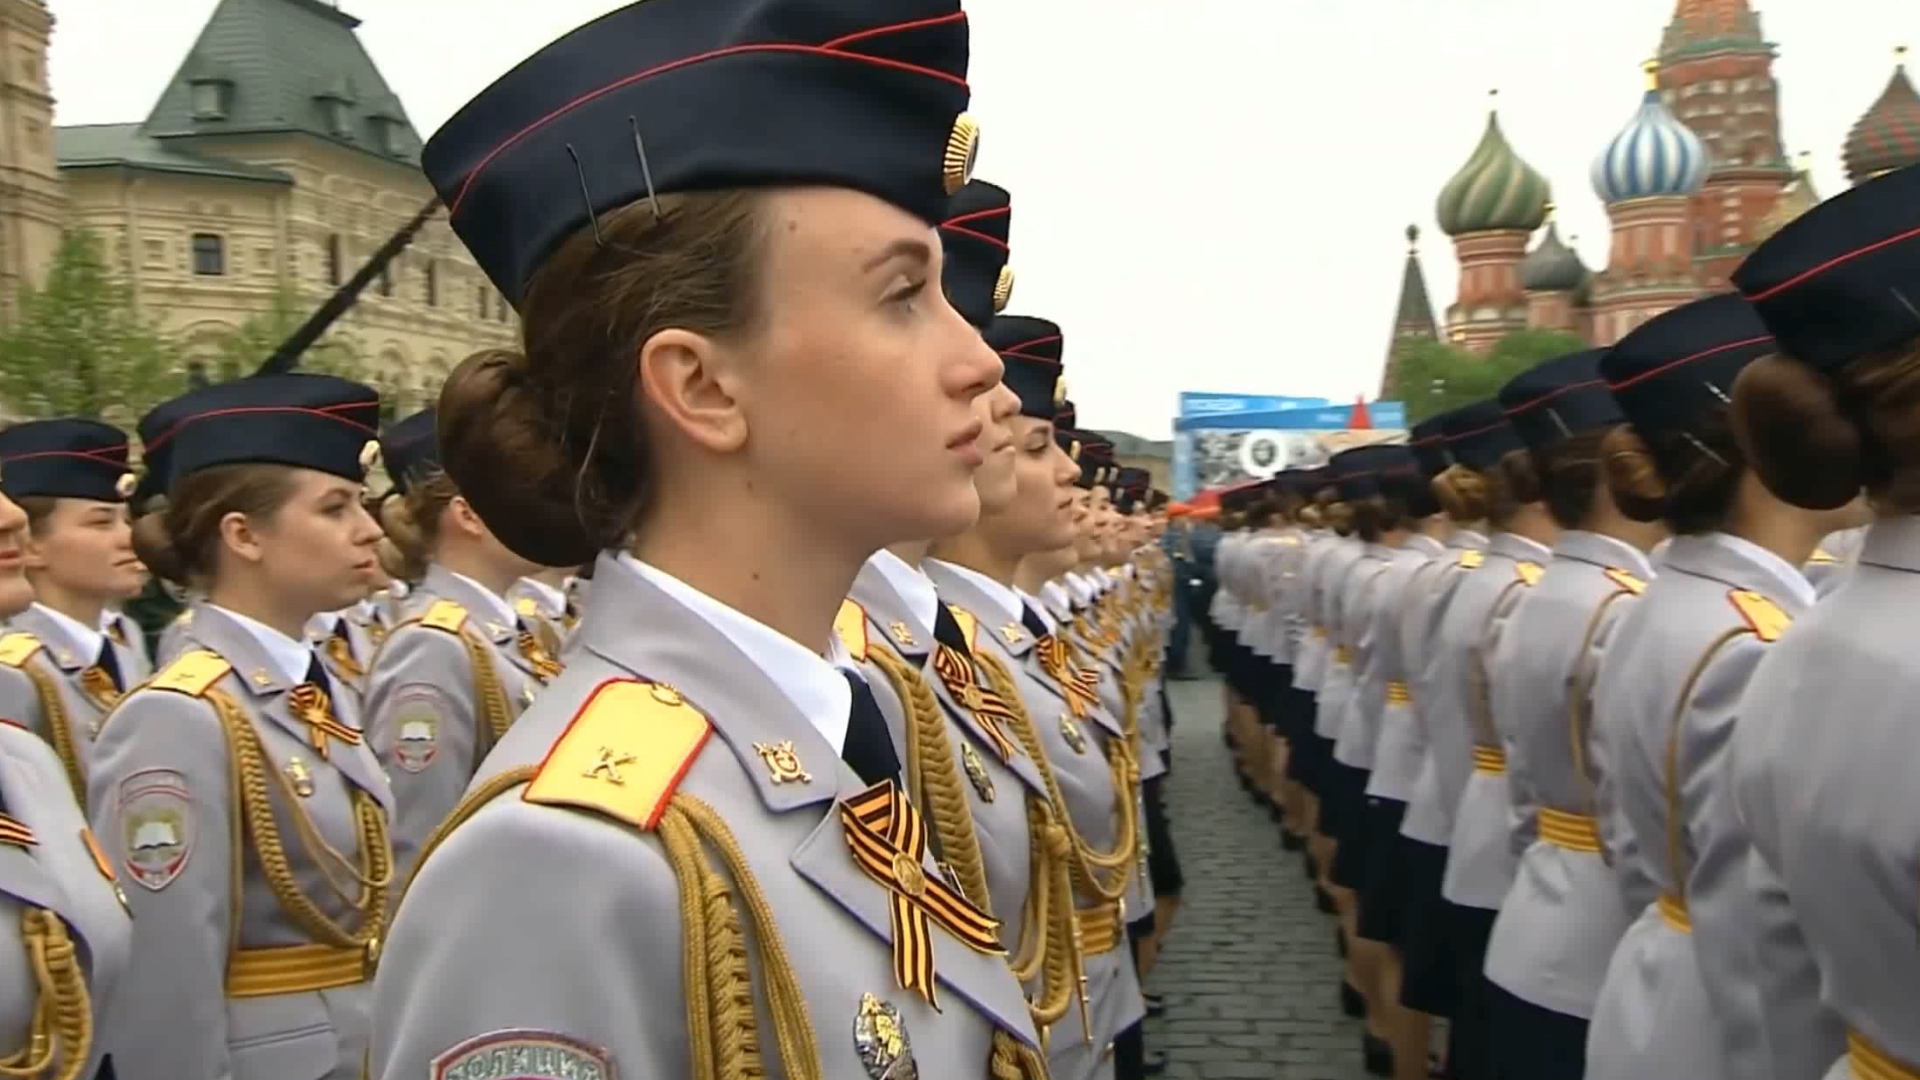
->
[1643,58,1661,91]
[1542,200,1557,221]
[1898,44,1909,67]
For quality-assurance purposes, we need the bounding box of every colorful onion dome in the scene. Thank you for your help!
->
[1519,210,1589,292]
[1436,92,1551,237]
[1844,47,1920,185]
[1593,61,1709,203]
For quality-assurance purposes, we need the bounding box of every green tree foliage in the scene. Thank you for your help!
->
[0,229,184,425]
[1394,328,1589,423]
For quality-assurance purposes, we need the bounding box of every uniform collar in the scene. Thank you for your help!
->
[207,603,314,685]
[617,552,852,753]
[516,575,567,615]
[862,548,940,643]
[442,567,518,628]
[1447,528,1488,552]
[28,603,104,663]
[1016,588,1056,633]
[926,559,1024,627]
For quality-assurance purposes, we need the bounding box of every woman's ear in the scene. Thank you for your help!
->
[636,328,748,454]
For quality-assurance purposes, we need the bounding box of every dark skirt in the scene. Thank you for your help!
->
[1449,903,1499,1080]
[1328,768,1375,887]
[1488,980,1589,1080]
[1356,799,1411,943]
[1394,838,1457,1017]
[1143,774,1183,896]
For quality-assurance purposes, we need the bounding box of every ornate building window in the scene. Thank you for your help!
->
[190,233,225,276]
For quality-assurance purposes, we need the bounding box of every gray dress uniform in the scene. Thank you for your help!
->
[1587,534,1825,1080]
[0,605,133,800]
[1308,535,1369,748]
[153,603,202,669]
[1329,542,1401,772]
[0,717,132,1080]
[88,603,393,1080]
[305,610,378,707]
[375,553,1041,1080]
[926,559,1145,1080]
[101,610,151,685]
[363,564,556,883]
[1483,531,1651,1018]
[1802,525,1866,598]
[839,552,1077,1045]
[1435,532,1549,909]
[1363,534,1447,804]
[1398,529,1487,849]
[507,577,573,657]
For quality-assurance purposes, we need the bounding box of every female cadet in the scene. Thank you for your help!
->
[836,182,1088,1058]
[1584,293,1861,1080]
[89,373,391,1080]
[0,421,147,797]
[1481,350,1666,1079]
[360,406,560,881]
[924,317,1150,1080]
[1301,464,1368,911]
[1414,401,1557,1080]
[0,437,133,1080]
[1725,164,1920,1080]
[370,3,1050,1079]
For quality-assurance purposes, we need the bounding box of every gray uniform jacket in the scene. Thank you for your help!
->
[1363,535,1447,801]
[0,606,132,797]
[88,604,393,1080]
[1731,518,1920,1080]
[1483,530,1650,1018]
[364,564,552,883]
[305,612,379,710]
[1587,533,1827,1080]
[1435,533,1549,908]
[154,607,199,669]
[507,578,573,657]
[0,717,132,1079]
[1310,538,1369,740]
[1399,530,1486,846]
[373,552,1039,1080]
[1330,543,1400,767]
[925,561,1144,1080]
[103,610,151,685]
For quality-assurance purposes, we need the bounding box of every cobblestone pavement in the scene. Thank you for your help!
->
[1143,677,1372,1080]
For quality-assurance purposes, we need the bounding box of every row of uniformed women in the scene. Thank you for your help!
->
[1215,160,1920,1080]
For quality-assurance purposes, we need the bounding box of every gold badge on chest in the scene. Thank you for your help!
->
[1060,714,1087,754]
[284,755,316,798]
[853,992,919,1080]
[960,742,994,803]
[752,740,812,785]
[888,621,917,649]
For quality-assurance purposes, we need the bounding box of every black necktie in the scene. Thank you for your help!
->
[94,639,123,694]
[303,653,335,702]
[1020,603,1050,643]
[840,669,901,786]
[932,602,972,656]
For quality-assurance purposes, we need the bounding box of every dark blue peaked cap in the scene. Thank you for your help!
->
[1601,293,1773,438]
[423,0,975,308]
[0,419,135,503]
[138,374,382,493]
[1499,349,1621,451]
[379,408,441,496]
[942,180,1012,330]
[1329,444,1400,501]
[987,315,1064,421]
[1441,399,1523,471]
[1409,411,1454,478]
[1733,164,1920,371]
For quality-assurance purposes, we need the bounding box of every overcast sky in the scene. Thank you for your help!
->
[44,0,1919,438]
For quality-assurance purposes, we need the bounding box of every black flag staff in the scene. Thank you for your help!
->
[252,195,441,377]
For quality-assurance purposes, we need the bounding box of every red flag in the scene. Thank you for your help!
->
[1348,395,1373,430]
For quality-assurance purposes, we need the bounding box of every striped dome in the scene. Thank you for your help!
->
[1843,50,1920,185]
[1592,67,1708,203]
[1436,102,1550,237]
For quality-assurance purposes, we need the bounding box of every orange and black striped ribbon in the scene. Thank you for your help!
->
[286,684,361,760]
[840,780,1004,1007]
[1036,635,1101,718]
[80,666,122,709]
[0,812,36,849]
[516,631,563,683]
[929,644,1020,763]
[324,635,364,679]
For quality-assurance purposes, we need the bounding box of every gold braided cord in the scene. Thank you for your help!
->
[865,647,1074,1060]
[0,909,92,1080]
[15,663,84,807]
[865,647,992,911]
[973,649,1135,901]
[208,688,389,952]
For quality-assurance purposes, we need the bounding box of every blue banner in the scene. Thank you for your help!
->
[1170,398,1408,498]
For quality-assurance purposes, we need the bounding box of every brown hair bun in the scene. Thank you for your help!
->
[1731,354,1867,511]
[1600,424,1672,523]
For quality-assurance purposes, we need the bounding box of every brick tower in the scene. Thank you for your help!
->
[1656,0,1792,289]
[0,0,63,318]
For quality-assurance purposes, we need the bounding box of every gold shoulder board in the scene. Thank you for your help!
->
[947,606,980,651]
[1603,567,1648,595]
[1728,589,1791,643]
[513,596,540,619]
[834,599,869,663]
[523,680,711,831]
[1807,548,1837,564]
[1459,550,1485,570]
[0,633,42,669]
[421,600,469,634]
[1515,561,1544,587]
[150,649,233,698]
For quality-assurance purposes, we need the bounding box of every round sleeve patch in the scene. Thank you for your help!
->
[118,768,194,891]
[390,683,452,774]
[432,1029,615,1080]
